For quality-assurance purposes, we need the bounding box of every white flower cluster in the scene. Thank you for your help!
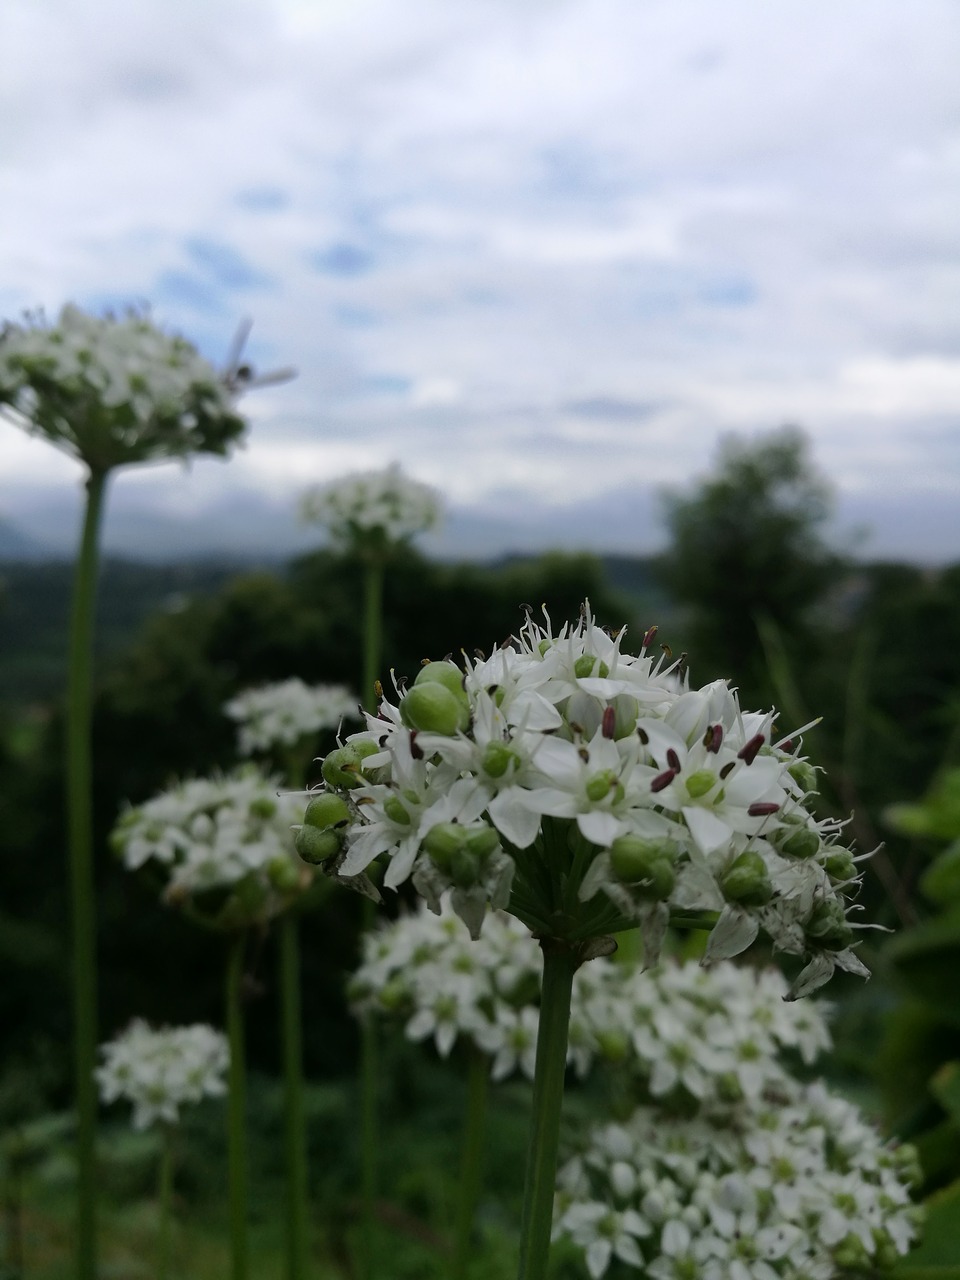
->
[300,461,441,548]
[225,678,359,755]
[350,903,831,1091]
[96,1020,229,1130]
[0,304,244,472]
[554,1084,922,1280]
[112,768,307,924]
[302,605,868,997]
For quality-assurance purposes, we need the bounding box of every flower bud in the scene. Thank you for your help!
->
[414,659,467,702]
[383,796,413,825]
[833,1232,871,1271]
[609,836,676,900]
[267,856,302,893]
[464,825,500,858]
[400,683,469,735]
[420,822,467,869]
[322,746,365,788]
[295,824,342,865]
[451,847,480,889]
[780,827,821,859]
[788,761,818,794]
[250,796,277,819]
[721,850,773,905]
[303,793,351,830]
[823,848,856,882]
[805,897,853,950]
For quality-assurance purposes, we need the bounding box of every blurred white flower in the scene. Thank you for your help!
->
[225,678,359,754]
[300,461,441,550]
[96,1020,228,1130]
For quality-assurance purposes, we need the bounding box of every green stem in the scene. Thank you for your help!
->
[226,932,250,1280]
[67,465,108,1280]
[279,913,310,1280]
[359,995,379,1280]
[158,1124,174,1280]
[516,941,578,1280]
[453,1045,490,1280]
[362,558,384,712]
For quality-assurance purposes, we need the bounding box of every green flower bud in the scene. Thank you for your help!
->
[303,793,351,830]
[451,847,479,889]
[351,738,379,763]
[421,822,467,869]
[267,856,302,893]
[806,897,853,950]
[780,827,821,859]
[609,836,676,899]
[721,850,773,905]
[872,1229,900,1271]
[250,797,277,819]
[464,825,500,859]
[585,769,622,803]
[788,761,818,794]
[574,654,610,679]
[322,746,365,788]
[685,769,716,799]
[400,683,469,735]
[482,740,520,778]
[833,1232,871,1271]
[414,660,467,702]
[596,1028,629,1062]
[383,796,412,825]
[295,824,342,866]
[829,849,855,880]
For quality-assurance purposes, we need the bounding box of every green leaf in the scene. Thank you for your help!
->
[921,841,960,907]
[930,1062,960,1128]
[893,1176,960,1277]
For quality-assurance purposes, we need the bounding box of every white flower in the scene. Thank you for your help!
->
[309,602,868,996]
[96,1020,228,1130]
[300,461,441,548]
[112,767,307,924]
[0,304,245,472]
[225,679,359,754]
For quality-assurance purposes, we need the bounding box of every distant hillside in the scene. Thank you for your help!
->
[0,516,50,561]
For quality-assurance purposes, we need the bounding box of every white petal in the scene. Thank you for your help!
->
[683,806,733,855]
[703,905,760,962]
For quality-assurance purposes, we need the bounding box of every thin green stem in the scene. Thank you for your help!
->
[226,932,250,1280]
[280,913,310,1280]
[453,1045,490,1280]
[362,558,384,712]
[359,993,379,1280]
[516,942,578,1280]
[67,465,108,1280]
[158,1124,174,1280]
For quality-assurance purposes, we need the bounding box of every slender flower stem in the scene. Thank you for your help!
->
[453,1045,490,1280]
[516,942,578,1280]
[226,932,250,1280]
[67,465,108,1280]
[362,556,384,712]
[359,555,384,1278]
[158,1124,174,1280]
[279,912,310,1280]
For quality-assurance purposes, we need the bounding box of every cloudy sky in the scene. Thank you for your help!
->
[1,0,958,561]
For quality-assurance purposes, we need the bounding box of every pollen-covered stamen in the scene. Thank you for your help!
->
[666,748,681,772]
[651,769,677,793]
[602,706,616,739]
[747,801,780,817]
[703,724,723,754]
[738,734,765,766]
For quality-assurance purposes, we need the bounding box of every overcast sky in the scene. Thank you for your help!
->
[1,0,958,562]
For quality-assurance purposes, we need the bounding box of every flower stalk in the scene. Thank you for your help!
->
[158,1124,174,1280]
[453,1043,490,1280]
[67,465,108,1279]
[279,912,309,1280]
[516,941,578,1280]
[226,933,250,1280]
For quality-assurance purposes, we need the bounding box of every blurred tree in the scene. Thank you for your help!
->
[657,427,845,701]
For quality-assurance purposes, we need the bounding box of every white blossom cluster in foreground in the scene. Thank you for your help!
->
[96,1020,229,1130]
[112,767,307,924]
[225,678,359,755]
[350,903,831,1091]
[555,1085,922,1280]
[300,461,441,548]
[0,304,244,472]
[301,604,868,997]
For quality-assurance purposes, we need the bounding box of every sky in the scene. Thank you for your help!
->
[0,0,958,562]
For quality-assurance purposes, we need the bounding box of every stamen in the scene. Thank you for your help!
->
[602,706,616,739]
[666,748,681,772]
[748,802,780,817]
[651,769,677,793]
[738,734,765,765]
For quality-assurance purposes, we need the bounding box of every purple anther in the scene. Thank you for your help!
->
[666,748,681,772]
[747,801,780,817]
[738,734,765,766]
[705,724,723,754]
[651,769,677,793]
[602,706,616,739]
[409,731,424,760]
[642,625,658,651]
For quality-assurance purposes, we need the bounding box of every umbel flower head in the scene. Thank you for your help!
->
[225,678,359,755]
[298,603,869,998]
[96,1020,229,1130]
[112,766,308,929]
[0,303,245,473]
[554,1082,922,1280]
[299,461,441,555]
[350,901,832,1087]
